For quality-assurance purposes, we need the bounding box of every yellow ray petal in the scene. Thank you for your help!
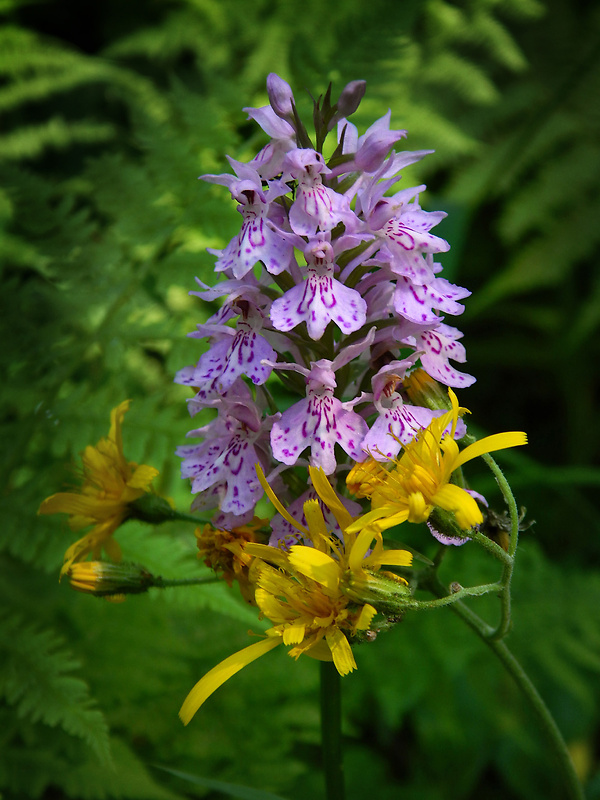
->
[454,432,527,469]
[353,603,377,632]
[433,483,483,529]
[326,628,356,676]
[309,466,354,531]
[255,464,307,534]
[179,636,282,725]
[288,546,340,591]
[373,549,413,568]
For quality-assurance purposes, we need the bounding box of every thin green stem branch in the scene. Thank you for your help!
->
[426,575,585,800]
[320,661,345,800]
[403,581,502,611]
[480,452,520,639]
[151,576,221,589]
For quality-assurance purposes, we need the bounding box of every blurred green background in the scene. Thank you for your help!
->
[2,0,600,797]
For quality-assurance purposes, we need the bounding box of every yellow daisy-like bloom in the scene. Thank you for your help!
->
[38,400,159,577]
[179,465,412,725]
[346,389,527,535]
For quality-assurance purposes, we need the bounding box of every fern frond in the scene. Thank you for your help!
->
[0,612,111,763]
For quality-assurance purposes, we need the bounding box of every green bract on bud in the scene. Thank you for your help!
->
[428,507,473,543]
[129,493,176,524]
[337,80,366,118]
[341,568,412,615]
[404,368,453,412]
[67,561,155,597]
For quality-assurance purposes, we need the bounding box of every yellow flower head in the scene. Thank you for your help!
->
[347,389,527,535]
[178,465,412,725]
[38,400,159,577]
[195,517,267,604]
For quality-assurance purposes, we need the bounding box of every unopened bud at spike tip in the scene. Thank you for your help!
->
[337,80,367,118]
[266,73,295,119]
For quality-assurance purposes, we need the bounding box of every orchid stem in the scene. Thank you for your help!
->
[320,661,345,800]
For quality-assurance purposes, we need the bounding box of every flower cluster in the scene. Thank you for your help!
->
[39,75,528,729]
[176,74,475,530]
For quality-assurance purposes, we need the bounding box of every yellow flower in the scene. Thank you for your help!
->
[38,400,159,577]
[179,465,412,725]
[347,389,527,535]
[195,517,268,604]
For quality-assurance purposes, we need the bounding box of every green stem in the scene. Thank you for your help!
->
[151,576,221,589]
[168,510,211,525]
[428,576,585,800]
[320,661,345,800]
[481,452,520,639]
[403,581,502,611]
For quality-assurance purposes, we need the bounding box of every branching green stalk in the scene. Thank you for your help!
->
[320,661,345,800]
[425,574,585,800]
[403,581,502,611]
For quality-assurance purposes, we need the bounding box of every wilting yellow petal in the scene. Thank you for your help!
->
[128,464,160,490]
[179,636,282,725]
[288,546,340,591]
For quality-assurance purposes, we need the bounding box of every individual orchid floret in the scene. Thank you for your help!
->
[361,360,468,460]
[244,104,297,179]
[282,148,360,235]
[175,303,277,402]
[393,275,471,325]
[333,110,407,176]
[176,382,274,516]
[270,236,367,340]
[269,331,375,474]
[202,159,294,279]
[401,323,476,389]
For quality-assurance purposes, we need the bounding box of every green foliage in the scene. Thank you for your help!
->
[2,0,599,797]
